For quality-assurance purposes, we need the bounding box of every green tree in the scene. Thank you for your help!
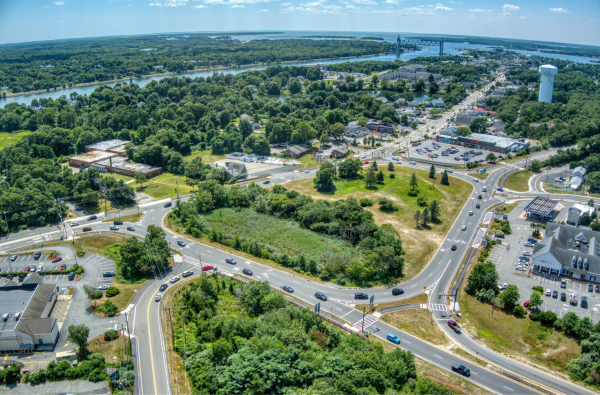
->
[288,78,302,94]
[319,132,331,145]
[387,161,394,171]
[469,117,489,133]
[421,207,429,225]
[413,210,421,227]
[530,159,542,172]
[465,260,499,295]
[440,171,449,186]
[244,134,271,155]
[428,164,435,179]
[500,285,520,308]
[486,153,497,163]
[413,77,425,92]
[529,291,543,310]
[134,172,146,189]
[68,324,90,357]
[358,116,368,126]
[456,126,471,136]
[580,212,592,226]
[377,170,384,184]
[428,200,440,222]
[313,162,336,192]
[400,114,409,126]
[371,160,378,171]
[371,74,379,86]
[409,171,418,191]
[329,123,345,140]
[365,167,377,188]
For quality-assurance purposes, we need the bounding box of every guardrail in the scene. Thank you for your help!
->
[377,303,422,315]
[490,366,559,395]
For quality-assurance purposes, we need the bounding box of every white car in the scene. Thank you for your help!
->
[468,211,473,216]
[409,161,416,165]
[170,276,180,284]
[304,170,309,173]
[155,294,162,302]
[461,225,467,231]
[546,289,551,297]
[524,242,534,247]
[98,284,110,290]
[472,178,479,183]
[523,251,532,256]
[499,283,508,290]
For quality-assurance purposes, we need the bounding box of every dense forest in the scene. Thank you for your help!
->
[170,275,457,394]
[0,36,394,95]
[171,181,403,286]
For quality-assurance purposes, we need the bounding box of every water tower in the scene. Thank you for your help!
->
[538,64,558,103]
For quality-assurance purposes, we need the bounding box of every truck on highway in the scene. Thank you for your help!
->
[447,320,461,333]
[452,365,471,376]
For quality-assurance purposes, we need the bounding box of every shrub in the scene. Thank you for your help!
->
[533,286,544,294]
[513,305,527,317]
[407,190,418,197]
[389,173,395,178]
[539,311,558,325]
[359,198,374,207]
[416,196,428,206]
[378,197,399,212]
[103,329,119,341]
[92,291,103,299]
[97,301,119,317]
[529,313,539,321]
[105,287,120,297]
[77,251,85,258]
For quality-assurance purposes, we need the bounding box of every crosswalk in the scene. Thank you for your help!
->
[473,228,487,247]
[482,212,494,226]
[183,255,229,275]
[354,314,379,330]
[428,303,449,312]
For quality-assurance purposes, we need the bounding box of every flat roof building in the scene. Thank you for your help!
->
[524,197,559,220]
[95,157,162,179]
[436,133,529,154]
[68,151,117,168]
[85,140,130,153]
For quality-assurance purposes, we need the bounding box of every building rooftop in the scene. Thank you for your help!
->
[0,286,36,337]
[96,157,161,175]
[71,151,116,163]
[524,196,559,216]
[86,139,130,152]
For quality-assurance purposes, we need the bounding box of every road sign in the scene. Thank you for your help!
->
[315,302,320,313]
[369,295,374,307]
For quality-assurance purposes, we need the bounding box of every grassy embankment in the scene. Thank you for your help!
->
[285,167,472,280]
[102,212,143,223]
[504,170,537,192]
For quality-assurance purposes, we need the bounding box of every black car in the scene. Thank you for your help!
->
[282,285,294,293]
[392,288,404,295]
[242,268,253,275]
[354,293,368,299]
[6,274,13,280]
[451,245,457,251]
[33,252,41,260]
[588,284,594,293]
[315,292,328,301]
[103,272,115,277]
[68,272,76,281]
[226,258,236,264]
[159,284,168,292]
[560,292,567,302]
[552,290,558,298]
[477,195,482,199]
[164,202,172,208]
[475,204,480,209]
[596,285,600,293]
[494,233,505,238]
[88,215,97,220]
[114,220,123,225]
[127,226,135,231]
[177,240,186,247]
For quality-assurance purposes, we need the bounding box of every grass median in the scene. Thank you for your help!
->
[504,170,537,192]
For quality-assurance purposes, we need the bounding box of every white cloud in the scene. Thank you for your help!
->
[549,7,569,13]
[280,0,341,15]
[503,4,519,11]
[385,0,401,4]
[434,5,451,11]
[281,2,291,4]
[260,8,269,11]
[519,15,526,19]
[232,4,245,7]
[449,0,455,3]
[192,4,207,6]
[469,8,491,13]
[54,1,64,4]
[351,0,377,4]
[150,0,191,6]
[45,5,50,7]
[205,0,279,4]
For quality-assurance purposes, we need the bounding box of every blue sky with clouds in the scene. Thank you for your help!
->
[0,0,598,46]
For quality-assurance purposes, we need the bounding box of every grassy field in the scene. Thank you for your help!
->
[299,154,321,168]
[93,282,145,310]
[468,171,489,180]
[458,284,581,373]
[88,335,132,366]
[139,173,194,199]
[103,212,143,223]
[0,131,31,149]
[203,208,359,264]
[504,170,537,192]
[183,150,226,164]
[102,173,135,182]
[285,168,472,279]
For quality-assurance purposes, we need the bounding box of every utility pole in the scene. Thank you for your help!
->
[361,306,366,333]
[2,211,8,237]
[175,177,179,200]
[164,306,187,359]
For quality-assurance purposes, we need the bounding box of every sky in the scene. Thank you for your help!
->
[0,0,599,47]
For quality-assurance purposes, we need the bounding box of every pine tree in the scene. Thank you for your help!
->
[410,172,418,191]
[388,161,394,171]
[422,207,429,225]
[429,164,436,179]
[441,171,449,186]
[365,167,377,188]
[377,170,384,184]
[372,161,378,171]
[429,200,440,222]
[414,210,421,227]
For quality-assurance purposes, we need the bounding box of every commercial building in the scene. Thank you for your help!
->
[0,276,60,353]
[567,204,595,225]
[68,151,117,169]
[435,133,529,154]
[365,120,394,133]
[379,65,442,82]
[94,157,162,179]
[314,143,349,162]
[282,144,310,159]
[84,140,129,157]
[524,197,559,221]
[531,223,600,283]
[569,166,587,190]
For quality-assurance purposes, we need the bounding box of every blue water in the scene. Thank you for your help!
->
[0,31,596,108]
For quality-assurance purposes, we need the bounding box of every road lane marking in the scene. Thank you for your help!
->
[147,287,158,394]
[503,386,514,392]
[433,354,443,359]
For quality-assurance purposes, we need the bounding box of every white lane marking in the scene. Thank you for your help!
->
[292,281,300,284]
[503,386,514,392]
[340,310,354,318]
[433,354,443,360]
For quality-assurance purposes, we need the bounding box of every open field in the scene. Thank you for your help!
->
[88,334,132,366]
[102,173,135,182]
[0,131,31,149]
[103,212,143,223]
[285,168,472,279]
[93,282,146,310]
[504,170,537,192]
[139,173,194,199]
[299,153,321,168]
[183,149,226,164]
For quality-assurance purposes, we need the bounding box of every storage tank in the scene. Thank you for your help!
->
[538,65,558,103]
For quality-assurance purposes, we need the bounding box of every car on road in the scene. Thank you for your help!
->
[98,284,110,290]
[202,265,214,271]
[315,292,327,301]
[546,289,551,296]
[88,215,97,220]
[164,202,172,208]
[523,251,532,256]
[552,290,558,298]
[24,266,30,273]
[451,245,457,251]
[109,226,119,230]
[159,284,168,292]
[60,264,66,270]
[354,292,368,299]
[461,226,466,231]
[9,255,17,261]
[226,258,236,264]
[392,288,404,295]
[496,188,503,192]
[242,268,253,275]
[482,187,487,192]
[52,257,62,263]
[177,240,186,247]
[282,285,294,293]
[524,242,534,247]
[561,292,567,301]
[33,252,41,260]
[182,270,193,277]
[70,222,79,227]
[155,294,161,302]
[83,226,92,232]
[472,178,479,183]
[409,161,416,165]
[103,272,115,277]
[468,211,473,216]
[363,161,369,164]
[127,226,135,231]
[263,180,270,184]
[475,204,480,209]
[114,220,123,225]
[477,195,482,199]
[387,334,401,344]
[170,276,180,284]
[304,170,310,173]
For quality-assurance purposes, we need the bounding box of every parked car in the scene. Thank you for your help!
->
[83,226,92,232]
[88,215,97,220]
[68,272,76,281]
[103,272,115,277]
[315,292,327,301]
[494,233,505,238]
[523,251,532,256]
[52,257,62,263]
[560,279,567,289]
[33,252,42,260]
[560,292,567,301]
[98,284,110,290]
[588,284,594,293]
[451,245,457,251]
[581,296,588,308]
[170,276,180,284]
[201,265,214,271]
[10,255,17,261]
[391,288,404,295]
[60,264,66,270]
[523,301,530,308]
[159,284,168,292]
[552,290,558,298]
[524,242,534,247]
[282,285,294,293]
[387,334,401,344]
[127,226,136,231]
[545,289,551,296]
[182,270,193,277]
[24,266,30,273]
[596,285,600,293]
[177,240,186,247]
[354,293,368,299]
[499,283,508,290]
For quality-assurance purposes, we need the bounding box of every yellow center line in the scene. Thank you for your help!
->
[3,354,7,362]
[147,288,158,393]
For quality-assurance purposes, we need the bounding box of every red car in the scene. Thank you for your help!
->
[24,266,30,273]
[202,265,214,271]
[363,161,369,164]
[523,301,530,308]
[60,264,66,270]
[83,226,92,232]
[52,257,62,263]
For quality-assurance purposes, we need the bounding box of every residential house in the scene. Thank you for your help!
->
[283,144,310,159]
[407,101,420,107]
[345,124,368,138]
[492,121,506,133]
[430,99,445,108]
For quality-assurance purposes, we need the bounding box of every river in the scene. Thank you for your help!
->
[0,31,596,108]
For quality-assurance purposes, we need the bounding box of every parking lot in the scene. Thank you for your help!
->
[488,200,600,323]
[406,139,489,167]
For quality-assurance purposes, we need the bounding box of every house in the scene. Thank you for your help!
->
[314,143,349,162]
[394,98,406,106]
[330,144,349,158]
[492,88,507,97]
[153,65,164,70]
[365,120,394,133]
[570,176,583,191]
[297,76,305,82]
[249,121,261,129]
[573,166,587,179]
[492,121,506,133]
[345,124,368,138]
[567,207,582,225]
[283,144,310,159]
[240,114,252,120]
[407,101,420,107]
[376,97,390,104]
[398,108,421,117]
[431,99,445,108]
